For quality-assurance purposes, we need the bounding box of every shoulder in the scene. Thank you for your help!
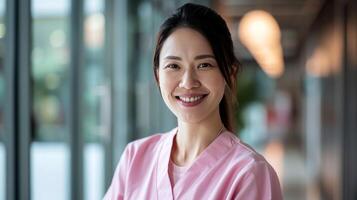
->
[224,133,282,198]
[223,132,276,175]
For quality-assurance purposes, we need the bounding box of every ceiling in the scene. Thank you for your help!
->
[215,0,325,61]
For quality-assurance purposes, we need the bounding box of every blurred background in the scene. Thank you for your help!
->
[0,0,356,200]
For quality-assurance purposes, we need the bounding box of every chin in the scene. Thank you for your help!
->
[176,111,211,124]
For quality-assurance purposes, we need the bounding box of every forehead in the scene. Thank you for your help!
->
[160,27,214,59]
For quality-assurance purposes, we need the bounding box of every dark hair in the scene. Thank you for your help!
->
[153,3,241,132]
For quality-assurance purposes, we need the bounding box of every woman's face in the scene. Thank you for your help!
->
[158,27,226,124]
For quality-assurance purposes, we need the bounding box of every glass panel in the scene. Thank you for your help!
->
[83,0,107,199]
[31,0,70,199]
[31,0,70,141]
[0,0,6,199]
[31,142,70,200]
[84,143,104,200]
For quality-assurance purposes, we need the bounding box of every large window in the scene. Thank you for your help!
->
[83,0,107,199]
[0,0,177,199]
[31,0,71,199]
[30,0,111,199]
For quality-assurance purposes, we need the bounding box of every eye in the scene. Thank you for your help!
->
[198,63,212,69]
[164,63,180,70]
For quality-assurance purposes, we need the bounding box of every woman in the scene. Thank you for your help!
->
[104,3,282,200]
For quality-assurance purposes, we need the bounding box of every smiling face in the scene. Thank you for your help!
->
[157,27,226,124]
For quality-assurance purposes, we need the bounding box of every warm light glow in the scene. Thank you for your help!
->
[239,10,281,46]
[85,13,105,48]
[306,26,343,77]
[239,10,284,78]
[306,47,330,77]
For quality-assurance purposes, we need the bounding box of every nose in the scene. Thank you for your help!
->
[179,69,201,89]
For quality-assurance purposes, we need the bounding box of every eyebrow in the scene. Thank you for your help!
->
[194,54,215,60]
[163,54,215,60]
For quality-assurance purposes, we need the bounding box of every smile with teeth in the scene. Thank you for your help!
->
[179,95,204,103]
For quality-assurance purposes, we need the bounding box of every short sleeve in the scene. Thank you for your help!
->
[103,145,131,200]
[234,161,283,200]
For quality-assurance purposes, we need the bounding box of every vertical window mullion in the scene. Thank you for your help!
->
[5,0,15,199]
[112,0,130,168]
[103,0,114,189]
[343,1,357,199]
[70,0,84,199]
[17,0,32,199]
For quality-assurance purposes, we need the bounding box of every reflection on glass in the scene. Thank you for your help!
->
[0,0,6,199]
[31,0,70,199]
[83,0,107,199]
[31,142,70,200]
[84,144,104,200]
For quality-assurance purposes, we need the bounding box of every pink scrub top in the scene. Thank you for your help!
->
[103,128,283,200]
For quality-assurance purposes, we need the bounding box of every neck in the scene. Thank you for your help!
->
[171,110,224,166]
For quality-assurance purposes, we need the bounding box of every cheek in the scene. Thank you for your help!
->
[158,72,176,98]
[204,73,226,94]
[213,82,226,101]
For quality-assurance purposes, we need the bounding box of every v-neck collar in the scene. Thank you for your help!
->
[156,127,238,199]
[156,128,176,199]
